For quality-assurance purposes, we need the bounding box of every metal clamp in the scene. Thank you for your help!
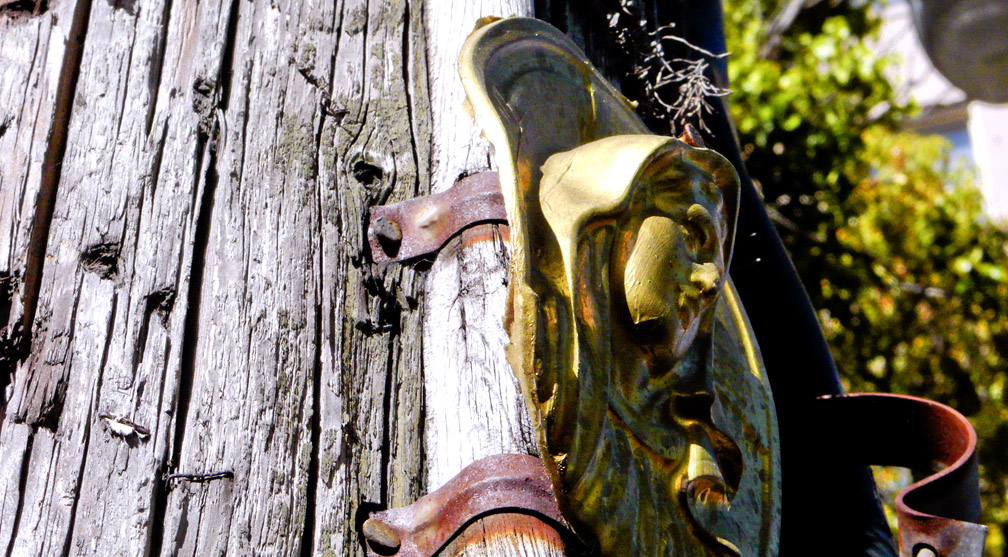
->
[361,454,570,556]
[810,393,987,556]
[367,172,507,265]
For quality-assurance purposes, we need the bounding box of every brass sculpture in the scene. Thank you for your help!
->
[460,18,781,555]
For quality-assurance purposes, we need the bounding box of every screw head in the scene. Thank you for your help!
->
[685,475,728,509]
[679,123,705,148]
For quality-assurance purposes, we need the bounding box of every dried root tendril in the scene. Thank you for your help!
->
[607,0,731,133]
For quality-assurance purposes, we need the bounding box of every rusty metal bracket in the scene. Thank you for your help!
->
[810,393,987,556]
[367,172,507,265]
[360,453,571,556]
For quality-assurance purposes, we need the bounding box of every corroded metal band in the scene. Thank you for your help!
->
[367,172,507,265]
[361,453,570,557]
[809,393,987,556]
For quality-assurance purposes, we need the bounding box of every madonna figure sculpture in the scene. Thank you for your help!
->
[461,17,781,556]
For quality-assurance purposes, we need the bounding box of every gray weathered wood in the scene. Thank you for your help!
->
[0,0,82,330]
[1,0,573,554]
[421,0,537,488]
[0,6,85,553]
[1,0,430,554]
[421,0,565,555]
[311,0,428,554]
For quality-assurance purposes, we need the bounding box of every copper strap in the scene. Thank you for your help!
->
[810,393,986,556]
[361,453,570,557]
[367,172,507,265]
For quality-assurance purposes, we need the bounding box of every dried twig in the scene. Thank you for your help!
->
[636,26,730,132]
[606,1,731,133]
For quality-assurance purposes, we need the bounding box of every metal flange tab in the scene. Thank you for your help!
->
[367,172,507,265]
[361,454,570,557]
[810,393,987,556]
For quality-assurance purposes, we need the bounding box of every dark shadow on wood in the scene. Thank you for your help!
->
[299,253,324,557]
[12,0,93,425]
[2,430,32,557]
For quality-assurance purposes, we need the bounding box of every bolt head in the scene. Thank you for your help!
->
[362,517,400,555]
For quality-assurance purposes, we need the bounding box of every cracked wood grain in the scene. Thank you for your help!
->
[299,0,427,555]
[421,0,566,554]
[0,0,570,555]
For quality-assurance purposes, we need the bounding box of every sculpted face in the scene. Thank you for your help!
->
[626,210,723,360]
[620,156,729,381]
[533,136,744,553]
[607,151,734,470]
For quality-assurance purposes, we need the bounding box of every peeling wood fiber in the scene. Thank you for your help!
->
[0,0,574,554]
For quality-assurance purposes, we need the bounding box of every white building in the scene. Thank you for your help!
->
[879,0,1008,221]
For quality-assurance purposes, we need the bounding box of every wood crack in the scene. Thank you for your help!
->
[15,0,94,420]
[0,275,25,412]
[400,0,421,198]
[148,120,169,198]
[150,122,219,557]
[150,1,243,552]
[298,287,323,557]
[113,21,142,140]
[378,333,395,507]
[2,430,33,557]
[216,0,241,111]
[144,0,173,136]
[298,40,331,554]
[61,291,118,556]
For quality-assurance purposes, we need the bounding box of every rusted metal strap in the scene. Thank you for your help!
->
[810,393,987,556]
[367,172,507,265]
[361,453,570,556]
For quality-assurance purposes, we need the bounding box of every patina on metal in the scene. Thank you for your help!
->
[459,17,780,555]
[361,454,569,557]
[810,393,987,556]
[367,172,507,265]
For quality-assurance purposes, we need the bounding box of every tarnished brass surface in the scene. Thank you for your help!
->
[459,17,781,555]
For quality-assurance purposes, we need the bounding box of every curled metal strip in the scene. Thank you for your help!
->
[361,453,570,557]
[810,393,987,556]
[367,172,507,265]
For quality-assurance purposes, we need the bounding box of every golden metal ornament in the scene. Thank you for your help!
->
[459,17,781,556]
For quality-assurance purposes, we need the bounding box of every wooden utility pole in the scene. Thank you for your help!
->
[418,1,566,556]
[0,0,568,554]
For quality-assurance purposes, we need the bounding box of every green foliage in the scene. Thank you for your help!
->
[724,1,1008,552]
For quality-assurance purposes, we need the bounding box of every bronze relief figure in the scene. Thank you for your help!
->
[460,17,781,555]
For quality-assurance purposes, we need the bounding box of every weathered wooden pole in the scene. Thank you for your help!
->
[0,0,567,555]
[419,1,566,555]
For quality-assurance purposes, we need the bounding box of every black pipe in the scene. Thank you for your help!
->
[669,1,897,554]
